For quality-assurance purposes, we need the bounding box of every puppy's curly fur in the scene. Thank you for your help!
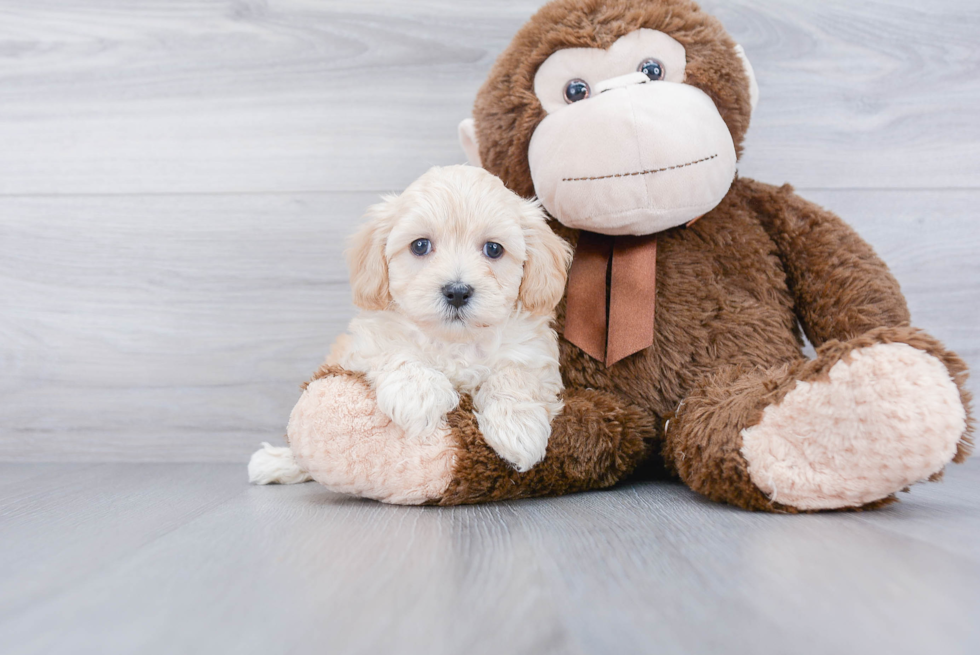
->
[333,165,573,472]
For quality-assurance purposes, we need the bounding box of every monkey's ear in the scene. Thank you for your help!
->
[458,118,482,167]
[734,45,759,113]
[346,196,396,311]
[518,200,574,316]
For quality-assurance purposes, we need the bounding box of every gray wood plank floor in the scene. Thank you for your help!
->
[1,460,979,655]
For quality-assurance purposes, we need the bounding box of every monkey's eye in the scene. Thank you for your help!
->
[410,238,432,256]
[483,242,504,259]
[638,58,666,81]
[563,79,591,103]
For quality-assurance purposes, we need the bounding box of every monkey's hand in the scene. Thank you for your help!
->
[372,363,460,439]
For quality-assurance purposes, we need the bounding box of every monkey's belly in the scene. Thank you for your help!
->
[558,204,802,417]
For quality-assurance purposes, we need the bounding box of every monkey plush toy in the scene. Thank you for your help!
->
[284,0,973,512]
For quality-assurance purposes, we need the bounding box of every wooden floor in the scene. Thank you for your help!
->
[1,460,979,655]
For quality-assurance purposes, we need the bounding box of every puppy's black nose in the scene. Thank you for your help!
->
[442,282,474,309]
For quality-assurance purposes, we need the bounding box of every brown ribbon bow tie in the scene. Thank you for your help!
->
[564,231,659,367]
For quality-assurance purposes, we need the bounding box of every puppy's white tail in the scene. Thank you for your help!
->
[248,442,313,485]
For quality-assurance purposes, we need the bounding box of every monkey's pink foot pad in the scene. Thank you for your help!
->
[741,343,967,510]
[287,374,456,504]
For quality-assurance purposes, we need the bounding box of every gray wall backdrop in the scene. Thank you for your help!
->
[1,0,977,462]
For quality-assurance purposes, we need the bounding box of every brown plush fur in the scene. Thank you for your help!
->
[447,0,973,510]
[663,325,973,512]
[305,0,972,510]
[441,174,973,509]
[301,362,361,391]
[434,389,657,505]
[742,180,913,344]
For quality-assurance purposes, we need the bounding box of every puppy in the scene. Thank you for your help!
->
[329,164,573,472]
[250,165,572,483]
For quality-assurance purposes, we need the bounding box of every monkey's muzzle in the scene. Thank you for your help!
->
[528,81,737,236]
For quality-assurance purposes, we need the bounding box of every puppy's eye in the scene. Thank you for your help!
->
[638,58,665,81]
[410,238,431,256]
[563,79,590,103]
[483,242,504,259]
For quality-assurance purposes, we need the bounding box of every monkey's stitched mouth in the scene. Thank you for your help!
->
[561,154,719,182]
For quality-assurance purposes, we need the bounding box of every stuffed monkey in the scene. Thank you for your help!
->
[282,0,972,512]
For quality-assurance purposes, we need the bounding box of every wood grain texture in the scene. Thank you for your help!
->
[0,193,358,461]
[1,460,978,654]
[0,0,977,462]
[0,0,977,194]
[1,190,976,462]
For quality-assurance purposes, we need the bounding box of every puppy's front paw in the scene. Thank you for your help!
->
[374,368,459,439]
[476,401,551,472]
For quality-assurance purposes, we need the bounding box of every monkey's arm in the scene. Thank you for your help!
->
[739,178,910,346]
[286,363,656,505]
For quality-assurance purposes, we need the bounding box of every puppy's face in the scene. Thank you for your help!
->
[348,166,572,335]
[385,184,526,331]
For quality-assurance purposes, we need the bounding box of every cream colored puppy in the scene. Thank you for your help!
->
[250,165,572,481]
[330,164,573,471]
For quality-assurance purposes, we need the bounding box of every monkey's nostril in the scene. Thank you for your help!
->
[442,282,474,309]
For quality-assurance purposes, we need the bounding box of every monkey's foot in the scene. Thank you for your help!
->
[740,340,968,510]
[287,370,456,505]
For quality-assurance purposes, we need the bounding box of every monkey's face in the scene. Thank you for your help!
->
[527,29,741,236]
[463,3,760,238]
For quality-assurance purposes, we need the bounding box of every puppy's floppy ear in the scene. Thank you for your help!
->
[346,195,397,311]
[518,200,573,315]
